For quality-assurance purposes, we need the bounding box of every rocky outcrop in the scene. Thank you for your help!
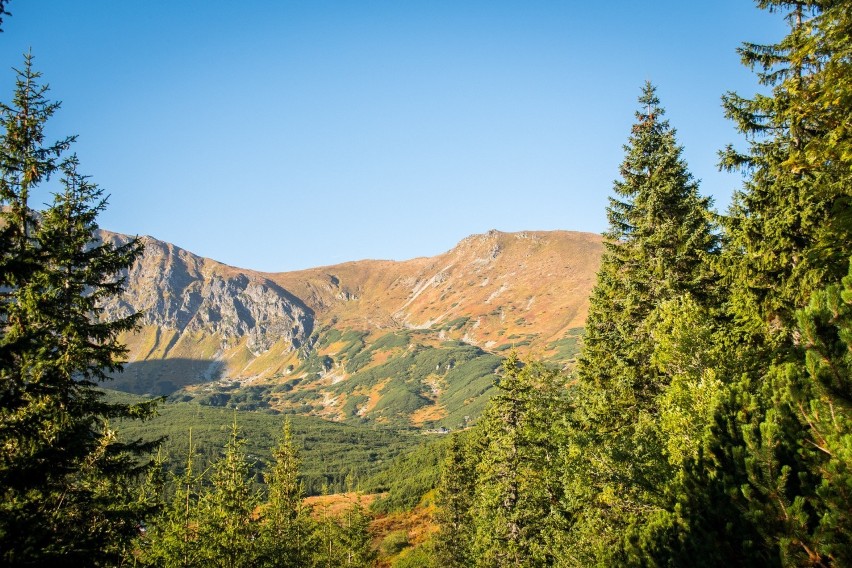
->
[99,232,314,357]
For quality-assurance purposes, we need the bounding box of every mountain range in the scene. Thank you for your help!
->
[101,229,602,428]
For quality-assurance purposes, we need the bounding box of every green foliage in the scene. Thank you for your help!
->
[440,316,471,331]
[298,349,336,377]
[310,499,376,568]
[138,420,319,568]
[138,437,205,567]
[259,419,314,566]
[344,331,411,375]
[156,330,501,429]
[380,530,410,556]
[196,419,261,567]
[364,435,451,513]
[491,358,566,566]
[789,270,852,563]
[139,423,265,568]
[338,500,377,567]
[544,329,583,362]
[570,4,852,565]
[697,3,852,564]
[0,54,159,566]
[337,330,370,365]
[649,295,724,468]
[433,433,476,568]
[371,385,431,418]
[371,331,412,351]
[720,2,852,331]
[4,4,852,566]
[456,355,567,567]
[109,392,420,495]
[560,83,720,564]
[438,352,502,428]
[332,340,501,426]
[391,541,438,568]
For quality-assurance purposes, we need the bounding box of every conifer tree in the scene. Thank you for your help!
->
[784,264,852,564]
[311,504,344,568]
[139,435,204,568]
[470,355,564,567]
[561,83,719,563]
[433,433,475,568]
[703,2,852,563]
[197,419,261,568]
[260,419,314,567]
[308,493,375,568]
[721,1,851,329]
[577,81,718,410]
[339,499,376,568]
[0,55,158,566]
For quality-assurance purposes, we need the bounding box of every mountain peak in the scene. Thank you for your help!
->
[103,229,602,427]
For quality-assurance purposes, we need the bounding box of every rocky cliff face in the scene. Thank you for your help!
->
[100,232,314,357]
[102,229,602,427]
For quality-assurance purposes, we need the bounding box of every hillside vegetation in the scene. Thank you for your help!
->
[2,2,850,566]
[103,229,597,427]
[106,390,421,495]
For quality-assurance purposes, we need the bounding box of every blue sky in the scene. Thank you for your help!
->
[0,1,785,272]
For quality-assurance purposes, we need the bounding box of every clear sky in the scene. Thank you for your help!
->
[0,1,785,272]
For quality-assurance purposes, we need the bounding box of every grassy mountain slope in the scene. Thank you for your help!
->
[105,229,601,427]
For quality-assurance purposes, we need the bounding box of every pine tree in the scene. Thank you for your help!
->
[470,355,564,567]
[784,264,852,564]
[339,499,376,568]
[721,1,851,330]
[433,433,475,568]
[0,55,158,566]
[561,83,719,563]
[196,419,261,568]
[259,419,314,567]
[704,2,852,563]
[139,434,204,568]
[577,81,718,411]
[311,504,345,568]
[308,491,375,568]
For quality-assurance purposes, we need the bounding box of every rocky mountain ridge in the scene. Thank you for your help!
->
[102,229,602,427]
[102,233,314,355]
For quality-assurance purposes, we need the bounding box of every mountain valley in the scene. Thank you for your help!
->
[102,229,602,428]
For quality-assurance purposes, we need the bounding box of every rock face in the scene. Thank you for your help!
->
[100,232,314,358]
[102,229,603,427]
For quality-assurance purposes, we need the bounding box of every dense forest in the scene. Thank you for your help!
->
[427,2,852,565]
[1,1,851,566]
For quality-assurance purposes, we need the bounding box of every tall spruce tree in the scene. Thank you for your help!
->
[469,355,564,567]
[339,499,376,568]
[309,495,375,568]
[433,433,475,568]
[704,1,852,564]
[196,419,261,568]
[561,83,719,563]
[0,55,158,566]
[721,1,851,329]
[577,81,718,409]
[139,434,204,568]
[259,419,314,567]
[311,504,343,568]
